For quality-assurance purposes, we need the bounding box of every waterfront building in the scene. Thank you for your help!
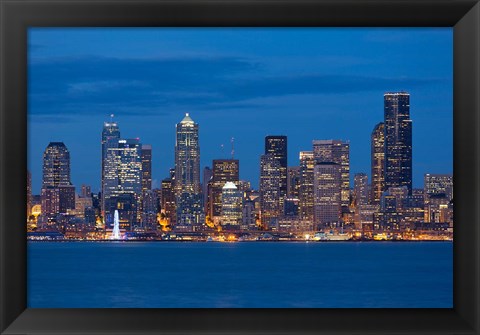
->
[221,182,243,228]
[103,138,142,229]
[265,135,288,202]
[384,92,412,194]
[354,204,379,232]
[101,116,120,214]
[287,166,300,198]
[353,173,369,207]
[208,159,239,223]
[259,154,281,228]
[141,144,152,192]
[313,162,342,227]
[174,113,203,230]
[299,151,315,220]
[371,122,385,203]
[312,140,350,207]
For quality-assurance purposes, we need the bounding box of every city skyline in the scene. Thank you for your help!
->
[28,28,453,193]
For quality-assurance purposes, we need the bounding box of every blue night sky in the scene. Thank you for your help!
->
[28,28,453,194]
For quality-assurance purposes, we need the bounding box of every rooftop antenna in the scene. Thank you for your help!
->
[231,137,235,159]
[220,143,225,157]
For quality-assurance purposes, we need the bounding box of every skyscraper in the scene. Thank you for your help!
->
[313,162,342,226]
[221,182,243,228]
[174,113,201,196]
[259,154,281,228]
[42,142,71,188]
[299,151,315,220]
[208,159,239,223]
[141,144,152,193]
[265,136,288,201]
[103,138,142,229]
[371,122,385,204]
[174,113,203,229]
[384,92,412,194]
[41,142,73,219]
[312,140,350,207]
[101,116,120,214]
[354,173,369,207]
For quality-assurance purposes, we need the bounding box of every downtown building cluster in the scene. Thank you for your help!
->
[27,92,453,241]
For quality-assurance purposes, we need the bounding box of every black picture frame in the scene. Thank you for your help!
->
[1,0,479,334]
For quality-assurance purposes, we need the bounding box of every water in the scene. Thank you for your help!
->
[28,241,452,308]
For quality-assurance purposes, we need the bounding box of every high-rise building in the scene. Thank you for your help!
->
[354,173,369,207]
[313,162,342,226]
[174,113,201,196]
[221,182,243,228]
[41,142,73,219]
[174,113,203,229]
[101,117,120,214]
[265,136,288,200]
[259,154,281,228]
[299,151,315,220]
[424,174,453,200]
[384,92,412,194]
[103,138,142,229]
[371,122,385,203]
[208,159,239,222]
[287,166,300,198]
[160,176,176,225]
[141,144,152,192]
[42,142,71,188]
[312,140,350,207]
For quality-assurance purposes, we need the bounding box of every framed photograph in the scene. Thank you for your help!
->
[1,0,479,334]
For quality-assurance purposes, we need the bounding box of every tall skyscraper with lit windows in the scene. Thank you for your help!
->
[265,136,288,201]
[42,142,71,188]
[207,159,239,223]
[41,142,75,219]
[384,92,412,194]
[101,116,120,214]
[313,162,342,226]
[299,151,315,220]
[312,140,350,207]
[371,122,385,204]
[103,138,142,229]
[259,154,281,228]
[174,113,203,229]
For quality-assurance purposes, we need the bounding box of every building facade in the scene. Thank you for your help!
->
[312,140,350,207]
[384,92,412,194]
[371,122,385,203]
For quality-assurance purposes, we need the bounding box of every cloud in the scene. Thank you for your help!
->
[28,55,445,117]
